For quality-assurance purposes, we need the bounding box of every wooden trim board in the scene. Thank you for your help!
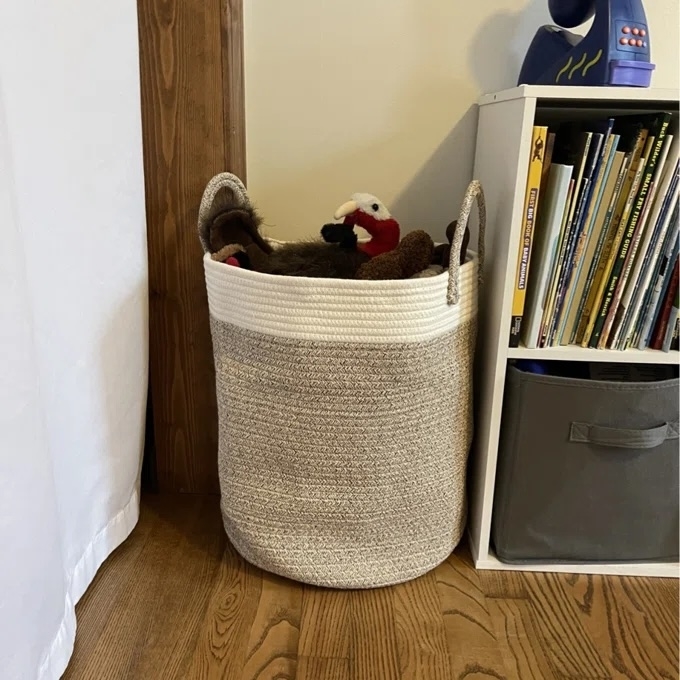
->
[138,0,246,493]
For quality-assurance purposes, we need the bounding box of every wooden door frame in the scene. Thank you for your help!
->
[138,0,246,493]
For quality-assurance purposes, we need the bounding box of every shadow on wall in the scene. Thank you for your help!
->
[254,76,481,244]
[392,0,556,237]
[467,0,553,94]
[390,105,478,240]
[249,0,570,241]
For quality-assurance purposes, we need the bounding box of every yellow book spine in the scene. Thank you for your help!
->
[509,126,548,347]
[580,130,649,346]
[574,152,627,343]
[582,153,647,347]
[559,135,618,345]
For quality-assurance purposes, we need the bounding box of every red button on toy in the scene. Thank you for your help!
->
[636,39,643,47]
[622,26,631,33]
[640,29,646,37]
[620,37,629,45]
[632,28,640,35]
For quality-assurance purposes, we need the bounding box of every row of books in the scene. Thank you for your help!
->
[509,110,679,353]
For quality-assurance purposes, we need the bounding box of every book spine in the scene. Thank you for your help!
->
[574,153,630,343]
[638,216,679,348]
[631,180,680,347]
[562,135,618,345]
[650,257,679,350]
[522,164,572,349]
[610,133,676,349]
[619,159,679,349]
[540,132,556,194]
[549,134,602,345]
[598,118,671,347]
[610,180,665,349]
[587,156,647,347]
[662,284,680,352]
[649,239,680,347]
[539,179,575,347]
[548,180,593,345]
[581,128,648,346]
[509,126,548,347]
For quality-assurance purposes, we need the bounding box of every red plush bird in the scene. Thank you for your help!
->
[322,193,401,258]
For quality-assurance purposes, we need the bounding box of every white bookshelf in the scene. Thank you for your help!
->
[469,85,680,579]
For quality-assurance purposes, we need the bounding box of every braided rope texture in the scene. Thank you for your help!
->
[448,179,486,305]
[209,311,476,589]
[204,252,479,344]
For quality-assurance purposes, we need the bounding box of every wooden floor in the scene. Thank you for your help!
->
[63,494,679,680]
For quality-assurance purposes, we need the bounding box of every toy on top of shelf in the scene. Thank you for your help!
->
[518,0,655,88]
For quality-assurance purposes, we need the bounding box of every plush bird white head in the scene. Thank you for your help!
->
[332,193,400,257]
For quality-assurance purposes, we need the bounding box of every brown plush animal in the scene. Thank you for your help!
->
[355,231,435,280]
[431,220,470,268]
[208,208,274,270]
[203,180,398,278]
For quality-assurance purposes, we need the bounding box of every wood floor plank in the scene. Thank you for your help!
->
[350,586,401,680]
[478,569,528,600]
[616,575,678,662]
[393,570,451,680]
[558,573,679,680]
[485,597,557,680]
[436,550,510,679]
[521,572,612,679]
[184,540,263,679]
[64,497,204,679]
[298,586,351,658]
[62,496,680,680]
[240,571,303,680]
[63,500,158,675]
[297,656,351,680]
[129,496,226,680]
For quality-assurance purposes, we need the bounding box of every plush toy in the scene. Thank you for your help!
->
[321,192,401,257]
[208,209,272,270]
[431,220,470,268]
[211,244,250,268]
[198,173,273,271]
[200,173,452,281]
[355,231,435,280]
[358,218,470,281]
[203,177,401,278]
[257,192,399,278]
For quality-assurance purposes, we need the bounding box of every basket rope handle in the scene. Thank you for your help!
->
[447,180,486,306]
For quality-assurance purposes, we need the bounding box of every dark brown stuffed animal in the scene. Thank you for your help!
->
[208,208,273,271]
[355,231,435,280]
[431,220,470,268]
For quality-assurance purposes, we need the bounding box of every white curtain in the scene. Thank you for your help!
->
[0,2,148,678]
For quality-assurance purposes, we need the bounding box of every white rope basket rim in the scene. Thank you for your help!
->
[198,176,486,306]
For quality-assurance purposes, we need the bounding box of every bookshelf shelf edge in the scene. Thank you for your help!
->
[478,86,680,107]
[506,345,680,364]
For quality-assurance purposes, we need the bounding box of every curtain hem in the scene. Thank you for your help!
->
[38,486,141,680]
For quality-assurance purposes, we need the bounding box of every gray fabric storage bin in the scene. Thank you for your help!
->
[492,364,679,564]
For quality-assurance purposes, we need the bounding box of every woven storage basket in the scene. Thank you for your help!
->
[198,174,485,589]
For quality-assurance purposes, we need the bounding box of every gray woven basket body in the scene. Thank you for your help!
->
[200,179,485,589]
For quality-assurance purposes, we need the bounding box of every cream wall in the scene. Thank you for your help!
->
[244,0,679,241]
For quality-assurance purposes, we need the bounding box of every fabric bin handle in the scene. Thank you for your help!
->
[447,180,486,306]
[569,421,680,450]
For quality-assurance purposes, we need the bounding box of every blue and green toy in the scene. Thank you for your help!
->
[519,0,655,87]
